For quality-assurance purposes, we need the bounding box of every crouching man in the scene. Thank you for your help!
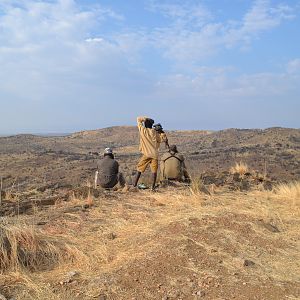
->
[160,145,190,183]
[95,148,125,189]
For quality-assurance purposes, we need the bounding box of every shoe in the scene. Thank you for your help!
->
[138,183,148,190]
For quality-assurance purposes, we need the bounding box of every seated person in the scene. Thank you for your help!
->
[95,148,125,189]
[160,145,190,182]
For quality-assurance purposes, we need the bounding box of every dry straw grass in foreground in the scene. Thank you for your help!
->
[0,221,83,272]
[273,181,300,203]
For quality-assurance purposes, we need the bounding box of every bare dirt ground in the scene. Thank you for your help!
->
[1,185,300,300]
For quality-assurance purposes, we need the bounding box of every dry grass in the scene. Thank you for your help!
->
[0,220,83,272]
[2,184,300,299]
[230,161,249,176]
[273,181,300,203]
[189,176,214,196]
[189,176,204,195]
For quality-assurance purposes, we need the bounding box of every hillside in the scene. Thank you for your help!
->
[0,127,299,193]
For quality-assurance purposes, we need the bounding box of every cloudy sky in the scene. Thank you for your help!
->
[0,0,299,133]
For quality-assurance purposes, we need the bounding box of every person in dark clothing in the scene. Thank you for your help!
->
[95,148,125,189]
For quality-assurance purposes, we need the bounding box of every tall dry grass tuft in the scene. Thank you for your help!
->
[189,177,211,196]
[230,162,249,176]
[273,181,300,204]
[190,177,203,195]
[0,221,83,272]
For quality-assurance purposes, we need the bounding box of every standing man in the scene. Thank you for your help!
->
[95,148,125,189]
[160,145,190,183]
[133,116,168,191]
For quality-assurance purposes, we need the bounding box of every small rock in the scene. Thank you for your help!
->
[98,294,107,300]
[107,232,117,240]
[83,204,90,209]
[0,294,7,300]
[263,181,273,191]
[60,270,79,284]
[67,270,78,277]
[36,221,47,225]
[233,173,240,182]
[244,259,255,267]
[195,290,206,297]
[264,223,280,233]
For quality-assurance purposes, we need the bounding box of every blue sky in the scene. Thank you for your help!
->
[0,0,299,133]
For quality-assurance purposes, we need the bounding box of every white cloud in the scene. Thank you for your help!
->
[224,0,296,48]
[287,58,300,74]
[85,37,104,43]
[0,0,299,132]
[153,66,299,101]
[148,1,212,27]
[146,0,297,64]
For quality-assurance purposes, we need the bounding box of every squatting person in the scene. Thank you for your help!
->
[160,145,190,183]
[95,148,125,189]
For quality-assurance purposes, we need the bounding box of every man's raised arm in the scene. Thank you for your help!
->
[137,116,147,129]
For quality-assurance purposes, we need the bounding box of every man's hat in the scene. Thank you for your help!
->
[153,123,163,131]
[169,145,178,153]
[104,147,113,155]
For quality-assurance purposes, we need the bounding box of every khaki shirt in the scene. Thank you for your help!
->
[160,152,186,180]
[137,116,167,159]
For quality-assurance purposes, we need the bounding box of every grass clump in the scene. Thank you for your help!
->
[273,181,300,203]
[230,162,249,176]
[190,177,211,195]
[0,221,81,272]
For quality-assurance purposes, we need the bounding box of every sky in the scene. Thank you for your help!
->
[0,0,299,133]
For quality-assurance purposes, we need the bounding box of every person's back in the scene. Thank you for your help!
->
[161,152,184,180]
[97,155,119,188]
[160,145,190,182]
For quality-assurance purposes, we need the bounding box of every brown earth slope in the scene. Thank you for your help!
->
[0,186,300,300]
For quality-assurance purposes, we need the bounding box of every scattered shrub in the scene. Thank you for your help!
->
[230,162,249,177]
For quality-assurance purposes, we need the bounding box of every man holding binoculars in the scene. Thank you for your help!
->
[133,116,169,191]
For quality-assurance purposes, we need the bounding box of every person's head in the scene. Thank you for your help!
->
[169,145,178,153]
[153,123,163,133]
[144,118,154,129]
[103,147,114,159]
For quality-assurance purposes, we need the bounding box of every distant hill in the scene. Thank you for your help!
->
[0,126,299,155]
[0,126,299,187]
